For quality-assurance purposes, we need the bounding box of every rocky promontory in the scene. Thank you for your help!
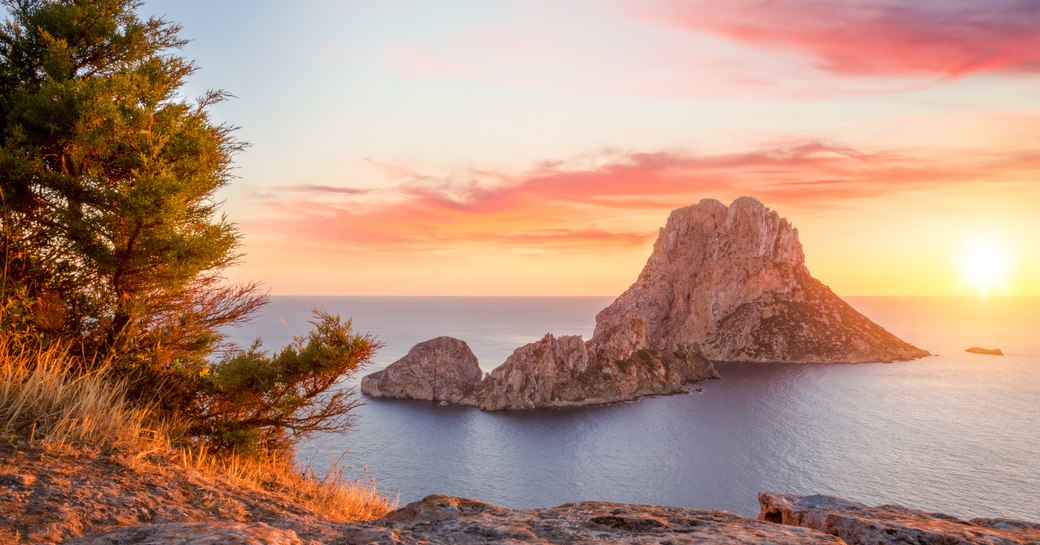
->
[361,197,927,410]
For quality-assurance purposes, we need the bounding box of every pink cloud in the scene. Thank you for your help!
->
[276,184,370,195]
[383,46,487,79]
[256,141,1036,252]
[652,0,1040,77]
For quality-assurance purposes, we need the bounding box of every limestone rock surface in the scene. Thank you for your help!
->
[350,494,845,545]
[64,522,308,545]
[590,197,927,364]
[360,336,482,404]
[476,333,717,411]
[758,493,1040,545]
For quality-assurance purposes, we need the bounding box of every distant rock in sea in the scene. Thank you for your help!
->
[591,197,928,364]
[361,336,482,404]
[476,333,717,411]
[965,346,1003,356]
[361,197,928,410]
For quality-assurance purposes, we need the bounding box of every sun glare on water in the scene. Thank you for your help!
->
[958,236,1012,295]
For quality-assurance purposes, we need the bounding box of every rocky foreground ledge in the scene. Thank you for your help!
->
[65,493,1040,545]
[6,445,1035,544]
[4,447,1032,545]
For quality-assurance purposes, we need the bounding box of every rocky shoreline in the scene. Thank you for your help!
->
[362,197,928,411]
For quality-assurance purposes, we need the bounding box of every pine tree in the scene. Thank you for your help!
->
[0,0,264,367]
[0,0,378,456]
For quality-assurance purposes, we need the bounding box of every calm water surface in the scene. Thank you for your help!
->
[224,296,1040,521]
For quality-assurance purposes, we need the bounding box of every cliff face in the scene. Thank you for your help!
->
[360,197,927,411]
[590,197,927,364]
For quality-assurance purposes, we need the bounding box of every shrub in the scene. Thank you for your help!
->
[189,311,380,458]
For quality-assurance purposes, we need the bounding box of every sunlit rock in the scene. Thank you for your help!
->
[366,494,845,545]
[475,333,716,411]
[759,492,1040,545]
[66,522,305,545]
[590,197,928,364]
[965,346,1003,356]
[361,337,482,404]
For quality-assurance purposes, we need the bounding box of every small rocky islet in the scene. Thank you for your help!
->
[965,346,1003,356]
[362,196,928,411]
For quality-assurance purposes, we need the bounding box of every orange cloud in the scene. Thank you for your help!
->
[652,1,1040,77]
[259,141,1036,253]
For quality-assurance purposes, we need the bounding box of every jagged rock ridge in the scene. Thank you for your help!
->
[476,333,717,411]
[361,197,927,411]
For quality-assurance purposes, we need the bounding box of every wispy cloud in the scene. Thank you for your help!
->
[651,0,1040,78]
[254,141,1037,252]
[276,184,370,195]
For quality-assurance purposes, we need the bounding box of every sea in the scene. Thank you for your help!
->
[222,296,1040,521]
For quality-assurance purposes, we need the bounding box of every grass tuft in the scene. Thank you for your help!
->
[0,341,154,449]
[177,444,398,521]
[0,340,396,521]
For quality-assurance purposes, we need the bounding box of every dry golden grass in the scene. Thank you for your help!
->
[0,342,156,449]
[0,340,396,521]
[176,444,397,521]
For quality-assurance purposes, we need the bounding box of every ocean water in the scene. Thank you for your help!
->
[223,296,1040,521]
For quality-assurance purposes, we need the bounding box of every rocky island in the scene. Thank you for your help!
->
[362,197,928,410]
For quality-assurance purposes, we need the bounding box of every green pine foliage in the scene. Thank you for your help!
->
[0,0,377,458]
[194,312,381,457]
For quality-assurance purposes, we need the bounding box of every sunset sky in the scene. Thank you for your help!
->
[145,0,1040,296]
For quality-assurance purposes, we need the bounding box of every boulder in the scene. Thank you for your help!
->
[360,337,482,404]
[590,197,928,364]
[758,492,1040,545]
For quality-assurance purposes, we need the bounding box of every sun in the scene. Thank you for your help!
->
[958,236,1011,295]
